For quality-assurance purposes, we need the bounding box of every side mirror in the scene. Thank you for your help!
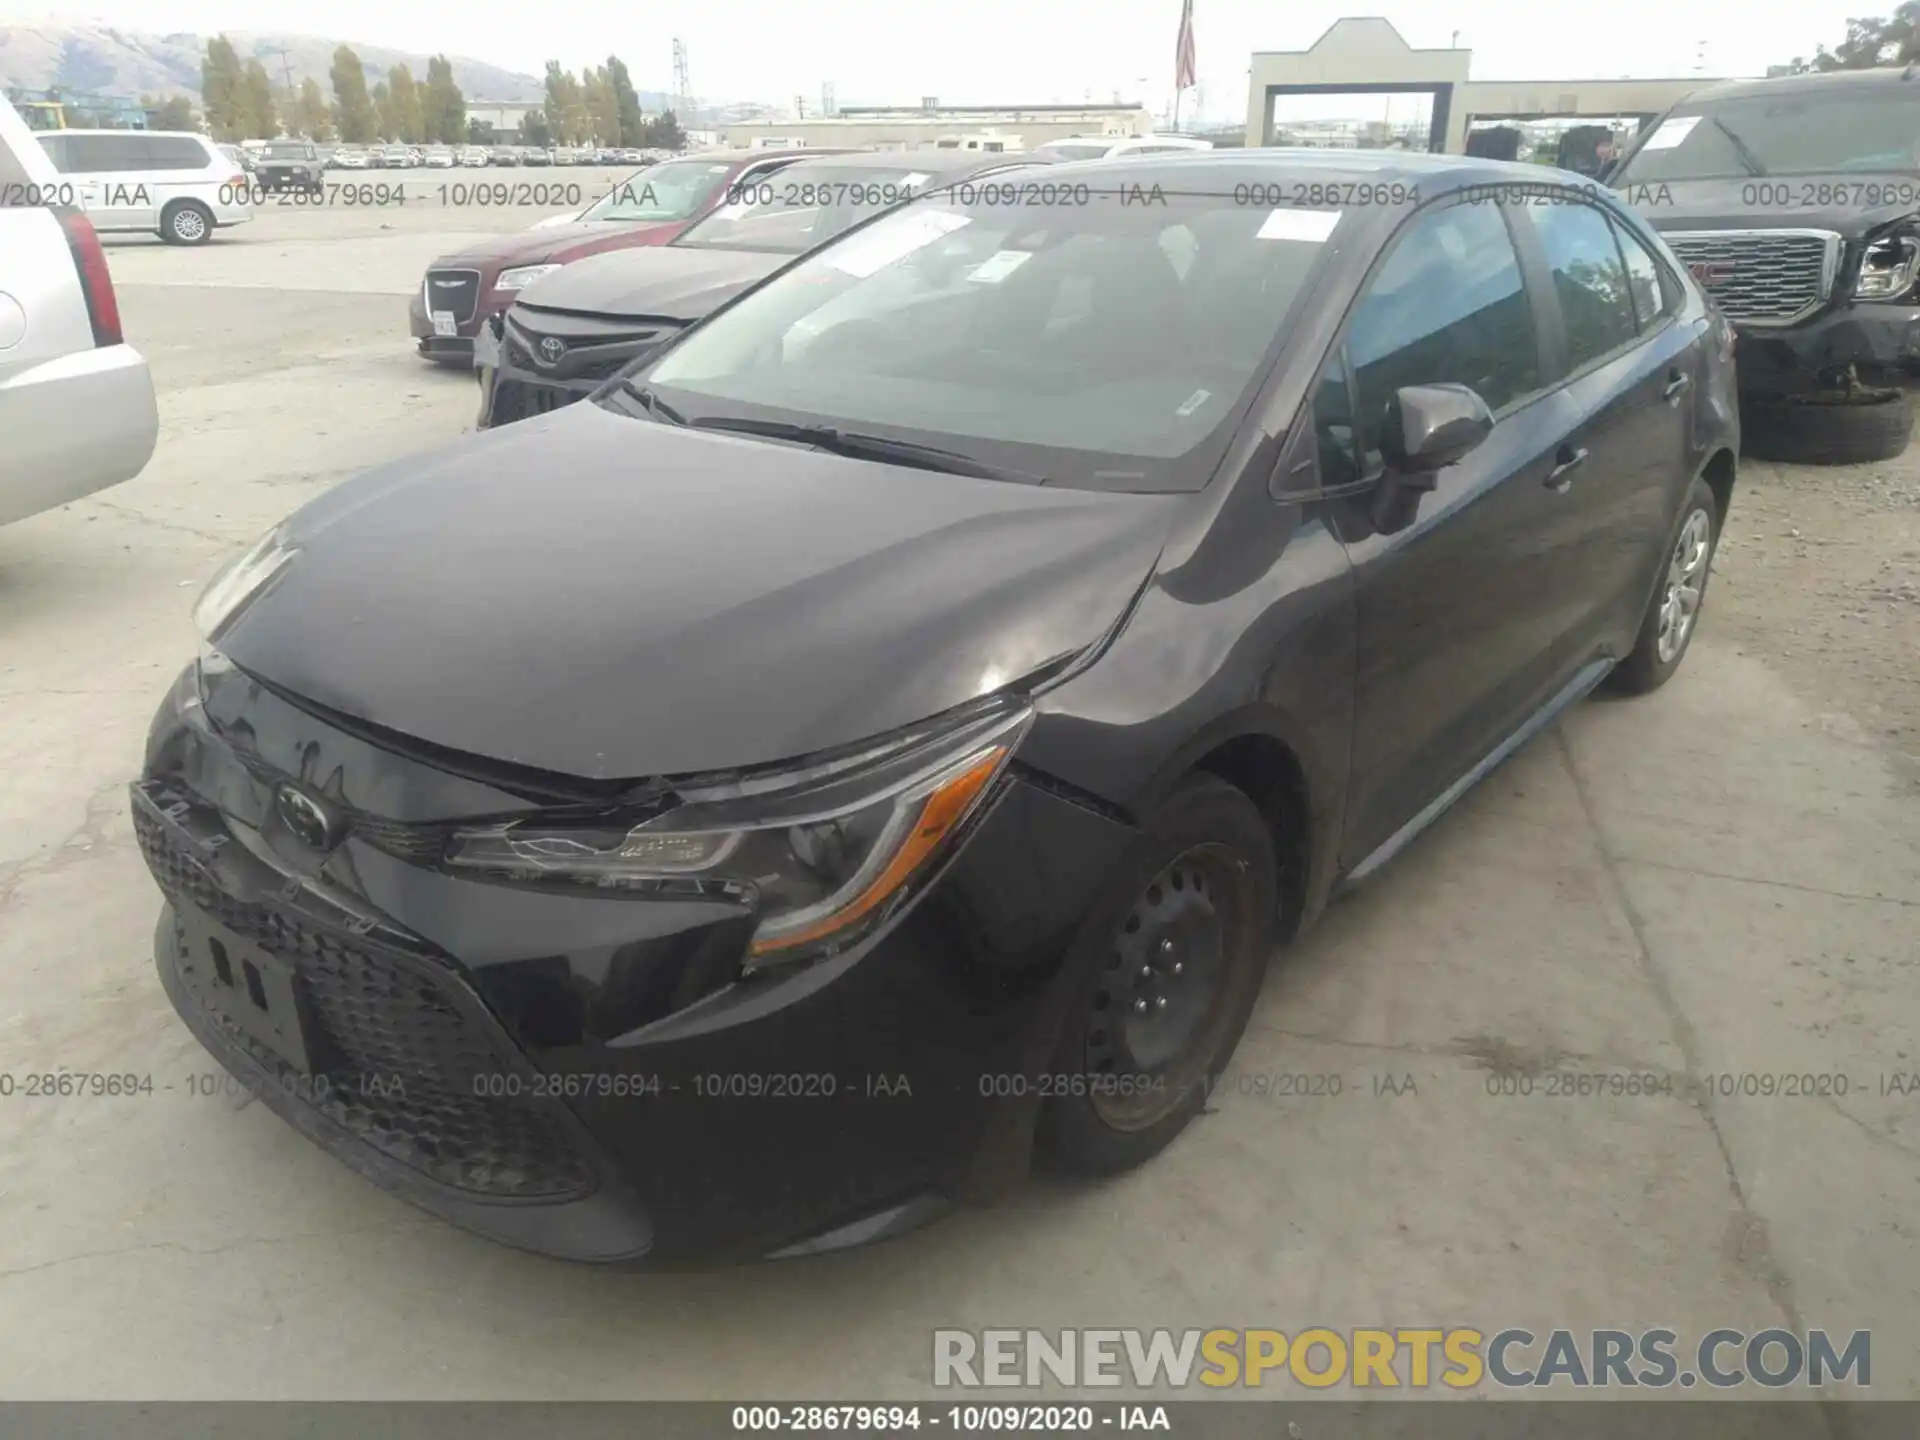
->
[1381,383,1494,479]
[1369,384,1493,535]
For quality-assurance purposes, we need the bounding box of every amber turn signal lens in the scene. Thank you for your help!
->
[748,746,1007,957]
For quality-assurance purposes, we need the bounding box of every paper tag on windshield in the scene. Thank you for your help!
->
[968,250,1033,283]
[1257,209,1340,242]
[1175,389,1212,418]
[901,172,930,188]
[1639,115,1701,151]
[827,209,972,278]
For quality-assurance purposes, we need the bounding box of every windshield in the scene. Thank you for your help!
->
[674,165,939,254]
[1616,88,1920,182]
[578,159,736,223]
[628,189,1339,492]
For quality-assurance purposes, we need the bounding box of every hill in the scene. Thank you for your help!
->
[0,21,676,109]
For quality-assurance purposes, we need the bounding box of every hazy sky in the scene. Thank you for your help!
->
[16,1,1872,118]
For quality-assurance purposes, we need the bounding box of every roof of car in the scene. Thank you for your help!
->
[1677,66,1920,105]
[1039,146,1561,194]
[776,149,1054,174]
[49,128,208,139]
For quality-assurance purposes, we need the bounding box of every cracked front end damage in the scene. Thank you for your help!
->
[132,655,1135,1263]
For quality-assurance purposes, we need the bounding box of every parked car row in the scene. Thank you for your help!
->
[327,143,654,170]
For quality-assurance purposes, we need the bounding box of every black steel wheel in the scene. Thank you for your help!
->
[1037,773,1277,1176]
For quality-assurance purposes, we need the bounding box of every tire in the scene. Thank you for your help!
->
[161,200,214,246]
[1609,474,1720,695]
[1741,390,1913,465]
[1035,773,1278,1177]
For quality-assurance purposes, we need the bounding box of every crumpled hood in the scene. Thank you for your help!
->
[218,405,1179,780]
[1620,176,1920,238]
[433,219,686,269]
[517,245,786,323]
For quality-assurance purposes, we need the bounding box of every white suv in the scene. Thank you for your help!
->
[34,128,254,245]
[0,97,159,524]
[1033,135,1215,161]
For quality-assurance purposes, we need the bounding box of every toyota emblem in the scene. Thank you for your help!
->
[537,336,568,365]
[275,784,337,850]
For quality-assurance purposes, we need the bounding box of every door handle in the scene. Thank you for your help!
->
[1544,445,1588,493]
[1663,371,1692,402]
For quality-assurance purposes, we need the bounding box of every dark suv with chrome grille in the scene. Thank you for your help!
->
[1611,67,1920,463]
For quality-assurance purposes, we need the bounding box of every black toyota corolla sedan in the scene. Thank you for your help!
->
[134,151,1739,1265]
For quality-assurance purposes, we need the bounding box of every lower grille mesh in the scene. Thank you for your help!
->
[135,807,596,1200]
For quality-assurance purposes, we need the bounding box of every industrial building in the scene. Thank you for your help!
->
[720,102,1154,152]
[1246,18,1746,153]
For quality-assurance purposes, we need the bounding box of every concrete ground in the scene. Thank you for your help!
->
[0,199,1916,1402]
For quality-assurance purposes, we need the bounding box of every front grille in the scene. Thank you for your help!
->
[487,377,574,426]
[423,269,482,324]
[1662,229,1841,326]
[505,313,678,384]
[134,805,597,1201]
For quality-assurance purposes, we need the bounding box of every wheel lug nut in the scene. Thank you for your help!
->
[1159,939,1174,957]
[1172,962,1184,975]
[1155,996,1168,1011]
[1134,999,1148,1014]
[1139,966,1151,981]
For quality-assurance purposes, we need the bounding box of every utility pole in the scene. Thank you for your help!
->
[672,38,691,119]
[271,46,295,134]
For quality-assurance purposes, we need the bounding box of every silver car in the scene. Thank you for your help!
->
[0,96,158,524]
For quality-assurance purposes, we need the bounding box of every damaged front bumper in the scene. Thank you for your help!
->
[133,659,1133,1264]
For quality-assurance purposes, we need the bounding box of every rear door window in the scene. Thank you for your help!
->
[64,134,151,173]
[1610,217,1674,333]
[1527,200,1641,370]
[146,136,212,170]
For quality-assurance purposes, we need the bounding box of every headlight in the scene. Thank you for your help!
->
[192,526,298,641]
[1856,234,1920,300]
[446,705,1030,969]
[495,264,562,292]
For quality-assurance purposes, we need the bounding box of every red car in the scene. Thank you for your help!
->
[408,149,833,366]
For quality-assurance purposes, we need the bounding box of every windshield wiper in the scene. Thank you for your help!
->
[1709,117,1768,177]
[688,416,1047,485]
[610,378,687,425]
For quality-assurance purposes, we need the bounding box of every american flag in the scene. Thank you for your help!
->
[1174,0,1197,91]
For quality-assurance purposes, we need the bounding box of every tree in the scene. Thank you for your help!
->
[200,35,247,141]
[522,110,552,147]
[583,66,621,144]
[643,109,686,150]
[468,117,497,145]
[1778,2,1920,71]
[422,55,466,143]
[544,60,589,144]
[386,64,425,143]
[605,56,645,145]
[146,93,199,131]
[330,44,377,143]
[241,58,279,138]
[372,81,396,141]
[294,77,334,140]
